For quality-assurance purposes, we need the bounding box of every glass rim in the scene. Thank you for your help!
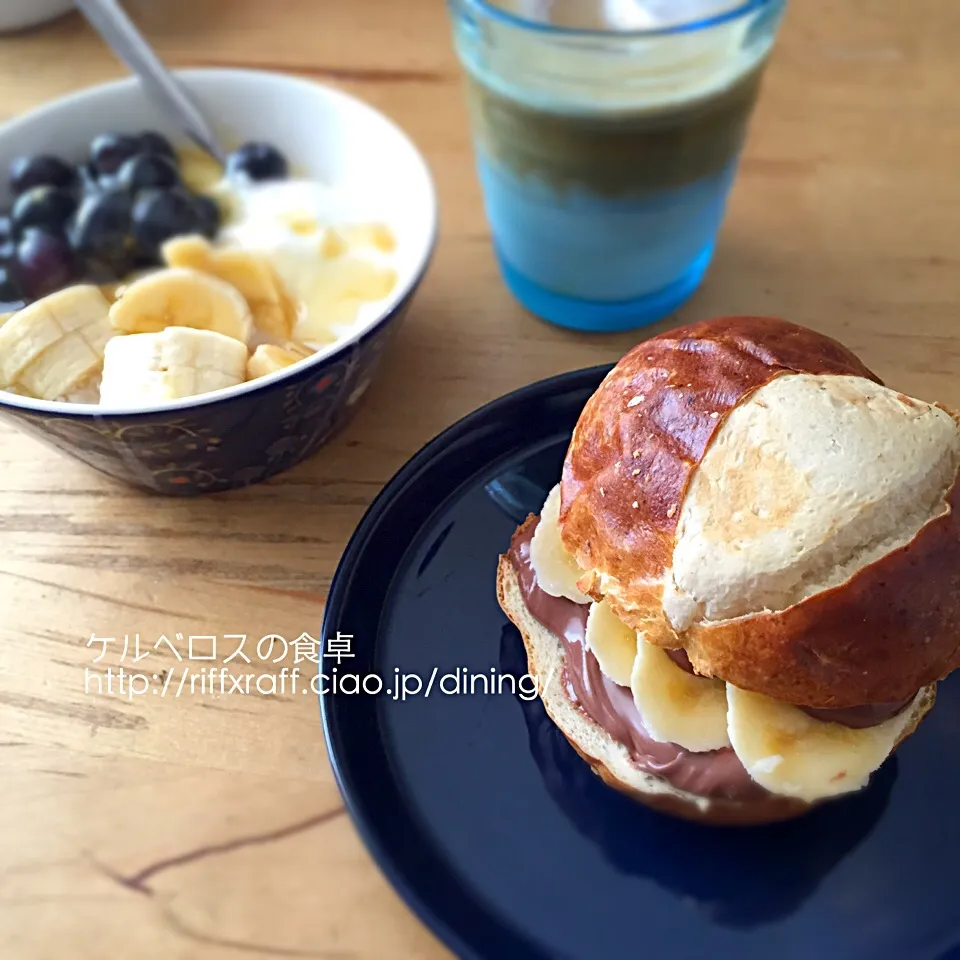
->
[449,0,778,39]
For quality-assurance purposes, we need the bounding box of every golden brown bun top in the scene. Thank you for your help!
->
[560,316,878,581]
[559,315,960,707]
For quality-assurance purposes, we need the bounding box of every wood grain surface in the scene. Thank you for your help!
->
[1,1,958,957]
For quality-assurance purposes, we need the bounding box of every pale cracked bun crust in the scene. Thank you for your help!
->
[560,316,960,708]
[497,556,936,826]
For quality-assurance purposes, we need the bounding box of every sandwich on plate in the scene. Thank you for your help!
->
[497,315,960,824]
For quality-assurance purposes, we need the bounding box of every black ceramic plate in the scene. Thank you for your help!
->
[320,366,960,960]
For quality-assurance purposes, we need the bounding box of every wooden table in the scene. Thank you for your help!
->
[1,1,957,956]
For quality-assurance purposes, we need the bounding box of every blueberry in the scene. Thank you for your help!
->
[71,188,133,265]
[9,154,76,195]
[11,186,78,236]
[0,263,20,302]
[192,194,222,239]
[226,142,289,182]
[116,154,180,193]
[13,229,78,300]
[90,133,140,177]
[131,187,201,258]
[138,131,177,160]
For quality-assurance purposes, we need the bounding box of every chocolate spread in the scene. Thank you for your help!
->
[508,520,767,802]
[507,517,912,804]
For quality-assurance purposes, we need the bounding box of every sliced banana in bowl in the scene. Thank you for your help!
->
[0,284,114,401]
[0,262,320,408]
[247,344,306,380]
[100,326,248,406]
[162,235,297,340]
[108,267,253,343]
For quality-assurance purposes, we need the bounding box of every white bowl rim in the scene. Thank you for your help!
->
[0,67,439,417]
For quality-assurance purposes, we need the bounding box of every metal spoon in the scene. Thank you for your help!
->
[72,0,228,162]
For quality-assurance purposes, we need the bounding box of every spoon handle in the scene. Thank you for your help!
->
[73,0,227,163]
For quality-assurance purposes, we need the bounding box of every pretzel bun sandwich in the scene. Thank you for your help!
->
[497,316,960,825]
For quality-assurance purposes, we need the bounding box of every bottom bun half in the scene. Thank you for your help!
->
[496,555,934,827]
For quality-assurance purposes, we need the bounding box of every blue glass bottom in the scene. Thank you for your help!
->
[475,150,737,333]
[497,243,714,332]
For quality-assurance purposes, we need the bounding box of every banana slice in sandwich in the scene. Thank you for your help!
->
[108,267,252,343]
[529,484,591,604]
[0,284,114,400]
[99,326,248,405]
[584,599,637,686]
[162,235,297,339]
[726,685,923,802]
[630,641,730,752]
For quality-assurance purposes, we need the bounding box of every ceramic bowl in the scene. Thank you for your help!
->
[0,68,437,494]
[0,0,73,33]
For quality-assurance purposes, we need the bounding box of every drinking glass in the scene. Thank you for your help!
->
[447,0,789,331]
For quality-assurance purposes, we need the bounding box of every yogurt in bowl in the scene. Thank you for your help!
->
[218,177,402,348]
[0,68,437,493]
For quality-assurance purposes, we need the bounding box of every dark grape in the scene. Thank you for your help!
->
[12,186,78,236]
[131,187,201,258]
[138,131,177,160]
[81,257,123,285]
[117,154,180,193]
[193,194,222,239]
[89,133,140,177]
[0,264,20,301]
[226,142,289,182]
[77,162,101,193]
[0,215,13,262]
[71,188,133,265]
[13,229,78,299]
[9,154,76,195]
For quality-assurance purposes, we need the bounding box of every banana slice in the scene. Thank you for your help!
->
[281,211,321,237]
[109,268,252,343]
[160,235,213,271]
[339,222,397,253]
[529,484,591,604]
[318,228,348,259]
[282,341,316,360]
[0,285,114,399]
[295,256,397,340]
[161,235,296,339]
[246,343,311,380]
[18,335,104,401]
[630,641,730,751]
[726,685,921,802]
[99,327,248,405]
[584,599,637,686]
[177,146,225,194]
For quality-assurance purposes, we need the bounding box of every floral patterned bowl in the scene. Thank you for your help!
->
[0,69,437,494]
